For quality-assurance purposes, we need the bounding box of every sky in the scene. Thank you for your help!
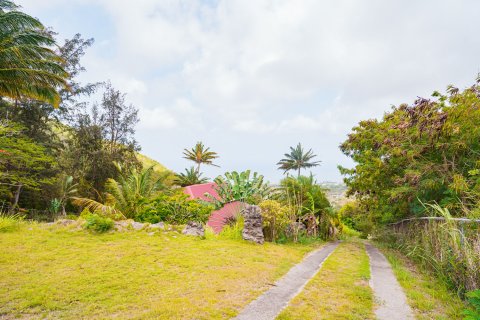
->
[18,0,480,183]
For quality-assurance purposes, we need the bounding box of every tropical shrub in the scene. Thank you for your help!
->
[273,175,339,241]
[218,216,244,241]
[137,191,214,224]
[279,175,330,216]
[259,200,289,242]
[83,213,113,233]
[73,163,167,219]
[209,170,271,208]
[175,167,209,186]
[338,201,373,236]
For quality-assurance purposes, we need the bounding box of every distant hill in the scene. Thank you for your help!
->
[136,153,169,173]
[319,182,349,209]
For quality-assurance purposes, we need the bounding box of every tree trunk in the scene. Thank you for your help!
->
[297,167,301,178]
[11,183,22,213]
[196,162,201,175]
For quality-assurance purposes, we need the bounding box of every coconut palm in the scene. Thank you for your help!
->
[73,164,167,219]
[277,143,321,177]
[182,141,219,174]
[0,0,69,107]
[175,167,209,187]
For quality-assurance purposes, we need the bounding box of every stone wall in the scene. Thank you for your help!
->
[242,205,264,244]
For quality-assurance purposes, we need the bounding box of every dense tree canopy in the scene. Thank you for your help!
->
[340,78,480,223]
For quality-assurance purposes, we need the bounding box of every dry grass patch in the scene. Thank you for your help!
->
[277,240,374,320]
[0,223,316,319]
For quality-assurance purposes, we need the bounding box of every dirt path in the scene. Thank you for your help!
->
[234,241,340,320]
[366,244,414,320]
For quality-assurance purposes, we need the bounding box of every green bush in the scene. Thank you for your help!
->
[137,191,214,224]
[83,213,114,233]
[259,199,290,242]
[463,290,480,320]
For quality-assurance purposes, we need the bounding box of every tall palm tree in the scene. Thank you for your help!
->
[277,143,321,177]
[182,141,219,174]
[0,0,69,107]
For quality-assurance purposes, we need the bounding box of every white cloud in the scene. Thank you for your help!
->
[17,0,480,181]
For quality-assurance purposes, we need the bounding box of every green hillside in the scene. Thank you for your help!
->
[136,153,169,173]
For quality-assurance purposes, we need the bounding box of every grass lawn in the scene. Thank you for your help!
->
[0,223,317,319]
[277,240,374,320]
[378,245,466,319]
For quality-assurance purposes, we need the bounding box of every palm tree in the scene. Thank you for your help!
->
[73,164,167,219]
[175,167,209,187]
[0,1,69,107]
[58,175,78,216]
[182,141,219,174]
[277,143,321,177]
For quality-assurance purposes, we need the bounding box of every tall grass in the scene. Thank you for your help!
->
[380,204,480,296]
[0,213,23,232]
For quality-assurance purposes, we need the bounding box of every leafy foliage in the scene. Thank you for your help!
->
[209,170,270,208]
[0,121,56,208]
[277,143,321,177]
[175,167,209,186]
[137,190,213,224]
[73,164,167,219]
[463,290,480,320]
[340,78,480,223]
[259,199,289,242]
[276,175,335,241]
[0,0,69,107]
[83,213,113,233]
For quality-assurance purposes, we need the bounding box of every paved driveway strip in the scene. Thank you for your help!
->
[234,241,340,320]
[366,244,414,320]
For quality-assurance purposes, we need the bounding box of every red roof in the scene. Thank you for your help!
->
[183,182,220,202]
[183,183,245,233]
[207,201,245,233]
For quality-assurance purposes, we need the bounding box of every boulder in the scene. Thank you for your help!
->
[114,220,128,231]
[182,221,205,237]
[131,221,145,230]
[55,219,77,226]
[242,205,264,244]
[149,222,165,229]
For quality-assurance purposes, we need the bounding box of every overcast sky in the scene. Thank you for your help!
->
[19,0,480,183]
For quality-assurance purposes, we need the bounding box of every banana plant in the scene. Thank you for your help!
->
[207,170,271,208]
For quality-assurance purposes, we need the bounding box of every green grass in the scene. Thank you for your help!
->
[0,213,23,232]
[277,240,374,320]
[0,223,317,319]
[136,153,168,173]
[378,245,466,319]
